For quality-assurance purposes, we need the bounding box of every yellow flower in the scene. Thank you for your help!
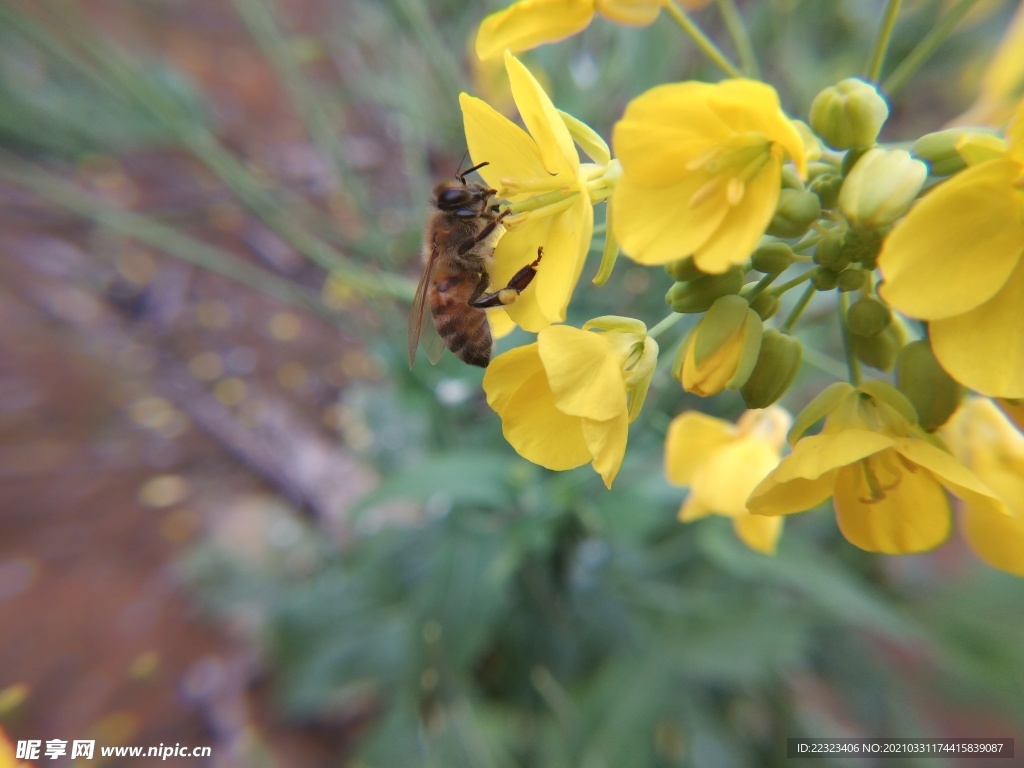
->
[612,79,806,273]
[1,726,31,768]
[942,398,1024,576]
[483,317,657,487]
[461,51,611,332]
[673,295,763,396]
[877,101,1024,398]
[666,407,792,554]
[475,0,712,60]
[747,382,1007,554]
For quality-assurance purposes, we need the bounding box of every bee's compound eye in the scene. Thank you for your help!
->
[437,188,471,209]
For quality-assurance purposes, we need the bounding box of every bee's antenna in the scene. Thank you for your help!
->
[457,158,490,184]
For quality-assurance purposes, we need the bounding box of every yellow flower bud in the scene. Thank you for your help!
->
[673,295,763,396]
[665,266,744,313]
[766,189,822,238]
[839,148,928,229]
[896,340,965,431]
[809,77,889,150]
[741,329,803,409]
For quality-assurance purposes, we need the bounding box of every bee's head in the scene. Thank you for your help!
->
[433,181,495,219]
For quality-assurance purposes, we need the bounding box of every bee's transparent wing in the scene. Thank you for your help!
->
[407,248,445,366]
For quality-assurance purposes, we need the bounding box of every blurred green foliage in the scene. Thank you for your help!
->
[3,0,1023,765]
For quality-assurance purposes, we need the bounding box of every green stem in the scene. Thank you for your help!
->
[882,0,976,97]
[663,0,744,78]
[770,268,816,297]
[647,312,684,340]
[744,272,778,301]
[864,0,903,83]
[839,292,863,385]
[779,283,816,334]
[716,0,760,78]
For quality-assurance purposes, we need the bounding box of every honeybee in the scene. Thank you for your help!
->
[407,161,543,368]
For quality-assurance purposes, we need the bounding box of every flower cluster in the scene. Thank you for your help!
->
[440,1,1024,575]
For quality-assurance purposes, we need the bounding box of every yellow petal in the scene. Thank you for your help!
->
[496,193,593,331]
[487,307,516,341]
[692,155,782,273]
[688,437,782,516]
[475,0,594,60]
[962,502,1024,576]
[460,93,547,189]
[747,430,894,516]
[733,514,783,555]
[583,410,629,488]
[613,172,730,267]
[893,438,1009,519]
[538,325,627,420]
[595,0,663,25]
[929,258,1024,398]
[833,454,951,553]
[664,411,734,485]
[505,51,579,175]
[484,344,593,469]
[878,158,1024,320]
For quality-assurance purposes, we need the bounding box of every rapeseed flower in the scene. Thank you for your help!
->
[877,102,1024,398]
[747,382,1006,554]
[483,317,657,487]
[943,398,1024,576]
[666,407,791,554]
[461,51,612,332]
[612,79,806,273]
[475,0,712,60]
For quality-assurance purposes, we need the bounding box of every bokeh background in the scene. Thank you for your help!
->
[1,1,1022,766]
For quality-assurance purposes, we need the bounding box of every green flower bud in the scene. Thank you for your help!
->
[748,290,781,320]
[665,266,744,313]
[853,318,905,371]
[809,78,889,150]
[847,297,891,336]
[766,189,822,238]
[836,267,868,293]
[781,167,805,189]
[741,329,803,409]
[809,172,843,208]
[751,242,795,274]
[842,228,883,269]
[896,340,965,431]
[839,148,927,229]
[911,128,995,176]
[664,256,705,282]
[813,232,845,268]
[812,265,838,290]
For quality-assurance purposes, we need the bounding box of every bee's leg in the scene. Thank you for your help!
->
[469,247,543,309]
[457,208,510,255]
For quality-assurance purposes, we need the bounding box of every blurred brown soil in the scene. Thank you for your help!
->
[0,1,387,765]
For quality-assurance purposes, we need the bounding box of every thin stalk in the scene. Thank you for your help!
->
[839,292,863,385]
[744,272,778,301]
[647,312,684,340]
[779,283,816,334]
[663,0,744,78]
[864,0,903,83]
[770,268,816,297]
[882,0,977,97]
[716,0,760,78]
